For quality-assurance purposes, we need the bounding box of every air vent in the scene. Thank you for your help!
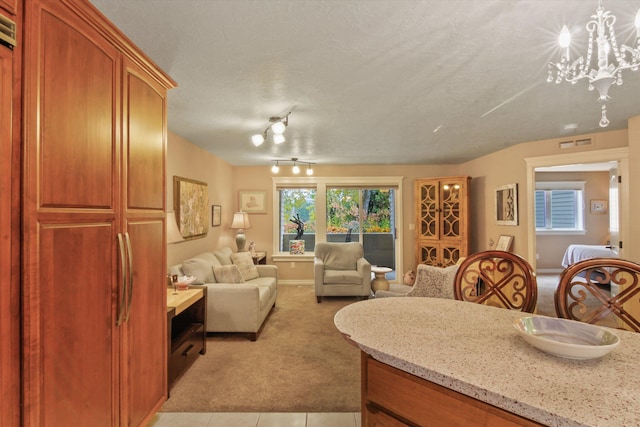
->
[575,138,592,146]
[0,13,16,49]
[559,141,575,149]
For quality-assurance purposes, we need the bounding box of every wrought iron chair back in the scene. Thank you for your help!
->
[555,258,640,332]
[453,250,537,313]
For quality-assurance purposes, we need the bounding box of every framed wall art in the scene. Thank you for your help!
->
[212,205,221,226]
[495,235,514,252]
[495,183,518,226]
[239,190,267,214]
[173,176,209,239]
[590,199,608,214]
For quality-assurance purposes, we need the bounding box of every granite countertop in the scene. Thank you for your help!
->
[334,297,640,427]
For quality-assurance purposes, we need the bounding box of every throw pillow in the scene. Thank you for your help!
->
[182,257,216,284]
[230,252,260,281]
[213,265,245,284]
[213,247,234,265]
[412,264,458,299]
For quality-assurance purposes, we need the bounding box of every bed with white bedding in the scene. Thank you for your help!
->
[561,244,617,267]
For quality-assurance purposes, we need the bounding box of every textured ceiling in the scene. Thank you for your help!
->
[90,0,640,166]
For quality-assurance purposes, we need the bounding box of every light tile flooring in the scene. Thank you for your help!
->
[149,412,362,427]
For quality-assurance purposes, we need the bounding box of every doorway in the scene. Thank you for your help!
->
[525,148,629,270]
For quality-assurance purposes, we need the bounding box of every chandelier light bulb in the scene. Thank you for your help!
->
[292,163,300,174]
[271,121,286,135]
[273,134,286,144]
[271,162,280,173]
[251,133,265,146]
[558,25,571,48]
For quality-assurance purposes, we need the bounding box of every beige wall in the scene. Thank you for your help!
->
[166,131,235,267]
[459,128,629,261]
[166,119,639,279]
[629,115,640,261]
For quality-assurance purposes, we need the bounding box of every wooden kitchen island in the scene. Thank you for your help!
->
[334,297,640,427]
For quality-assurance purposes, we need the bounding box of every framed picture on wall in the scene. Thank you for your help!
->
[173,176,209,239]
[211,205,221,226]
[495,183,518,226]
[496,235,514,252]
[590,199,608,214]
[239,191,267,214]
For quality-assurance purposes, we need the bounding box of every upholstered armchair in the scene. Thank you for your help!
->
[375,263,460,299]
[314,242,371,303]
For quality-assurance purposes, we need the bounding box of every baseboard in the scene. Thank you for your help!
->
[536,268,563,274]
[279,279,314,286]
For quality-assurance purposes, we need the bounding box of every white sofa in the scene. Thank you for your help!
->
[169,247,278,341]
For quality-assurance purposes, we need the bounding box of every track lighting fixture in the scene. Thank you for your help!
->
[270,157,314,175]
[251,112,291,146]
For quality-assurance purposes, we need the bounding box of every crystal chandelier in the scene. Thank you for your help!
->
[547,1,640,127]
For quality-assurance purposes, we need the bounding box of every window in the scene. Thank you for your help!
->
[278,188,316,252]
[273,176,403,272]
[535,181,585,232]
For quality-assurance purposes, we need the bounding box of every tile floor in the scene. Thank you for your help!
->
[149,412,362,427]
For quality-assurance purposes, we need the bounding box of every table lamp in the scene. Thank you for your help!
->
[230,211,251,251]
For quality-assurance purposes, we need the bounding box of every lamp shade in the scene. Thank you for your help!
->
[230,212,251,230]
[166,211,184,244]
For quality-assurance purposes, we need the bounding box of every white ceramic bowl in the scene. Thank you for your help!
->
[513,316,620,360]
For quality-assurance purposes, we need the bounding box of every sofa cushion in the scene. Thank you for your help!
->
[181,252,222,284]
[231,252,260,281]
[214,247,234,265]
[324,269,363,284]
[213,264,245,283]
[316,242,363,270]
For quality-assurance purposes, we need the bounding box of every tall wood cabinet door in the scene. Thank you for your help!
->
[0,38,20,427]
[124,62,166,212]
[121,59,168,425]
[416,180,439,240]
[22,1,121,426]
[439,179,464,240]
[123,220,166,426]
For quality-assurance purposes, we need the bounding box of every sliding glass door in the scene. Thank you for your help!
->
[326,187,396,274]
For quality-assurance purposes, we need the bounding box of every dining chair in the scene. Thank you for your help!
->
[555,257,640,332]
[453,250,537,313]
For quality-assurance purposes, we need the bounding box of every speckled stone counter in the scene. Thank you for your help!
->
[334,297,640,427]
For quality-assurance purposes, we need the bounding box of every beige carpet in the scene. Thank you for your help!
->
[161,285,361,413]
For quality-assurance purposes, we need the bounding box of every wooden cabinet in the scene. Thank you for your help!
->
[362,354,542,427]
[21,1,175,426]
[415,176,470,267]
[0,0,17,15]
[0,3,20,425]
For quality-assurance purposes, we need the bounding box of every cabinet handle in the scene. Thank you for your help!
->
[124,232,134,322]
[116,233,127,326]
[182,344,195,357]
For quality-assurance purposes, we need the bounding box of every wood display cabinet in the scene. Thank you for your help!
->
[167,288,207,390]
[415,176,470,267]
